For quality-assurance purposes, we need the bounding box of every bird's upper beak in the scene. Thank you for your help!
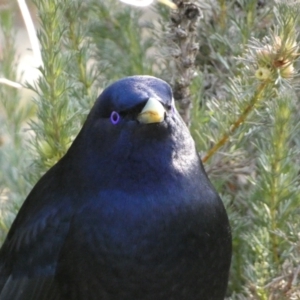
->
[137,97,165,124]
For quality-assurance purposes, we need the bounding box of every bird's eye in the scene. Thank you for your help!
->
[110,111,120,125]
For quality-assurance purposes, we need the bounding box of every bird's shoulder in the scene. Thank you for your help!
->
[0,162,74,295]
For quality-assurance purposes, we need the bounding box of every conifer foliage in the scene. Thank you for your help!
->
[0,0,299,298]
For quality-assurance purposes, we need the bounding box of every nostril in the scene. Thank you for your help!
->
[171,105,175,114]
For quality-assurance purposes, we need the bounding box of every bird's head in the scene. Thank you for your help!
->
[91,75,174,126]
[68,76,196,184]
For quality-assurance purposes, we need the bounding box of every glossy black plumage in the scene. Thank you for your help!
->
[0,76,231,300]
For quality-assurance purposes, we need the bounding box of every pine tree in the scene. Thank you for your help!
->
[0,0,299,298]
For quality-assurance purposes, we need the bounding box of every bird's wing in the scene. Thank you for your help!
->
[0,166,73,300]
[0,275,63,300]
[0,205,71,300]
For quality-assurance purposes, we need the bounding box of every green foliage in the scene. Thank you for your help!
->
[0,0,299,298]
[89,1,158,79]
[0,9,34,242]
[28,0,88,177]
[191,1,300,298]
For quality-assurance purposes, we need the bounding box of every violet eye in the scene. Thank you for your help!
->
[110,111,120,125]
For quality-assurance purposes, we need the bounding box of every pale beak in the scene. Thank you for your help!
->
[137,97,165,124]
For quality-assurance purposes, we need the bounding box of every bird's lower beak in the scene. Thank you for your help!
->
[137,97,165,124]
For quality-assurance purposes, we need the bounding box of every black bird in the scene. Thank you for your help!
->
[0,76,231,300]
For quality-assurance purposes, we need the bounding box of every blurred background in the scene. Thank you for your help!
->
[0,0,299,299]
